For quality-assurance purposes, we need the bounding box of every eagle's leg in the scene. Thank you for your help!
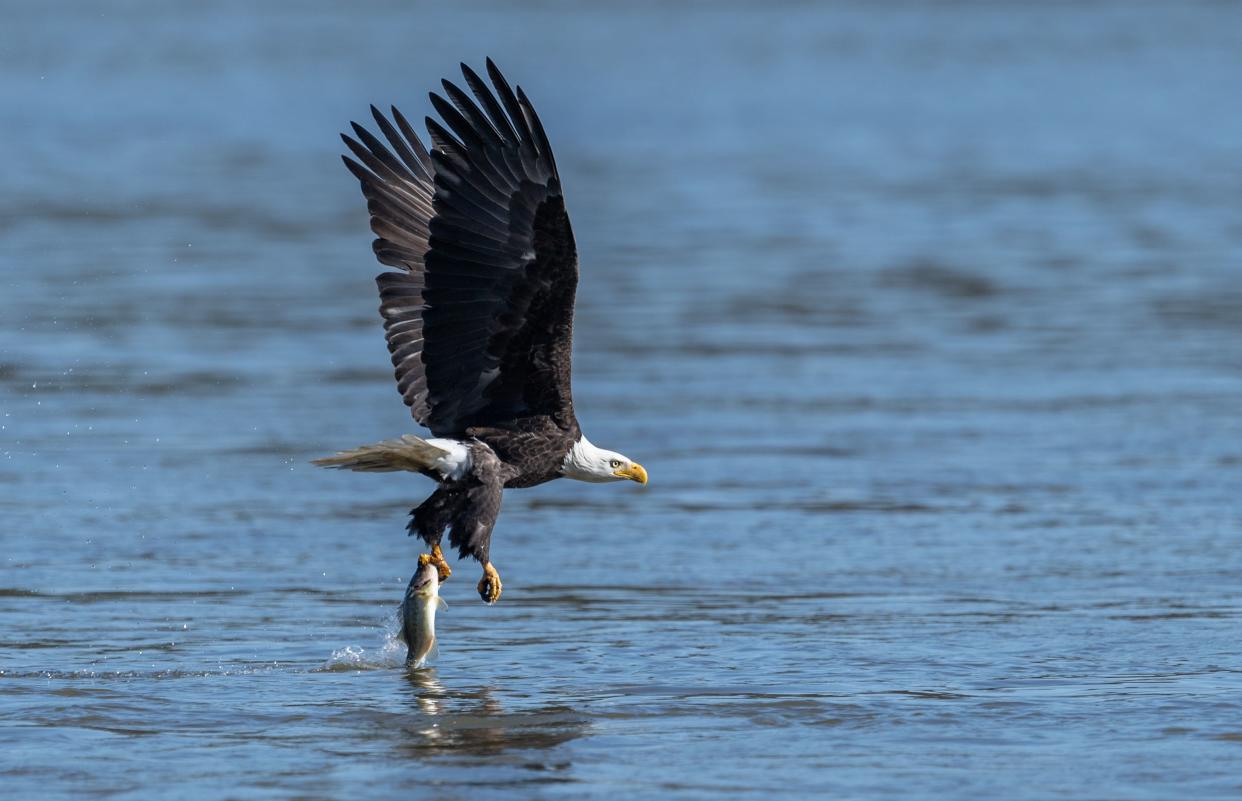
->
[429,543,452,582]
[410,488,460,583]
[477,562,502,604]
[443,450,505,605]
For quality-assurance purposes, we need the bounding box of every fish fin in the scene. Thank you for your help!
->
[392,606,407,645]
[436,597,448,611]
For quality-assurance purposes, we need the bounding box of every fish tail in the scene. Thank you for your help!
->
[406,634,434,669]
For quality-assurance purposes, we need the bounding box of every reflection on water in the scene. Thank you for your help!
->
[395,672,589,757]
[3,1,1242,799]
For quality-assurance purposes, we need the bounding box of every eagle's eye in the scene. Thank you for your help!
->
[609,459,622,468]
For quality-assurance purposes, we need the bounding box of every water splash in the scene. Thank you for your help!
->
[319,614,407,672]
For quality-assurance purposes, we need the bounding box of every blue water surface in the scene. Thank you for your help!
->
[2,2,1241,799]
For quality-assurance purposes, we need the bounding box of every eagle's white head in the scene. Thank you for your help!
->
[561,436,648,485]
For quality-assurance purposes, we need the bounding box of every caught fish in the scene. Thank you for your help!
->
[399,554,446,668]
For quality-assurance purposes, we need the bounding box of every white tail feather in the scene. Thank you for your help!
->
[312,435,451,474]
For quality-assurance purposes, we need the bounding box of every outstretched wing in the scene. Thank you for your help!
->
[341,103,437,423]
[341,59,579,437]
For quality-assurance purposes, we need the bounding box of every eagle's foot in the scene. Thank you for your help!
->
[477,562,502,604]
[429,543,452,582]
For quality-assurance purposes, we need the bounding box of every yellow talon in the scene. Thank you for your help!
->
[429,543,452,582]
[477,562,502,604]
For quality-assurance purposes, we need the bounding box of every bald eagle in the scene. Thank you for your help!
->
[315,60,647,604]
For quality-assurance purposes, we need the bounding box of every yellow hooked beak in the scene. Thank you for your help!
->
[615,462,648,485]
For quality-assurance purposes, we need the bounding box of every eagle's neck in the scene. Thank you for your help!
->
[560,436,616,483]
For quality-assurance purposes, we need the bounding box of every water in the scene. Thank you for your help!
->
[3,1,1242,798]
